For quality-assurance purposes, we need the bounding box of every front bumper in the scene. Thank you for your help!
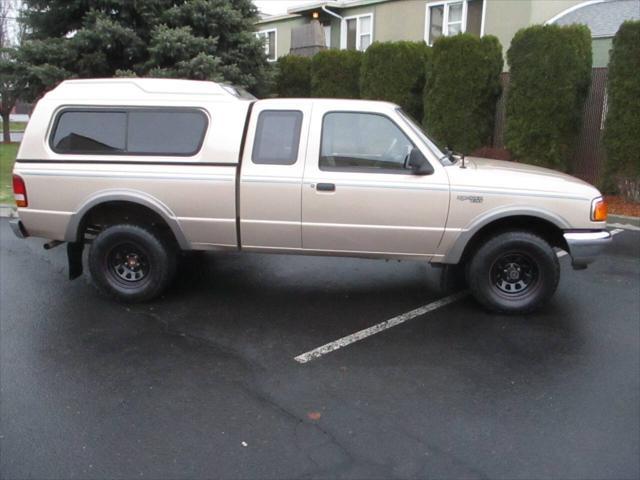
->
[9,218,29,239]
[563,230,611,269]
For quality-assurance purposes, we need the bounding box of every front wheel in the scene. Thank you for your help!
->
[466,231,560,314]
[88,224,176,303]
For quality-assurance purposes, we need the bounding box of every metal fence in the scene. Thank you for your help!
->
[492,68,609,186]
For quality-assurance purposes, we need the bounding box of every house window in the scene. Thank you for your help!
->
[342,13,373,51]
[256,29,277,61]
[425,0,484,46]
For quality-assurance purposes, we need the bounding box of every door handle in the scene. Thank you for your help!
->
[316,183,336,192]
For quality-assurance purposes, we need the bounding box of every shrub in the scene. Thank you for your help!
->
[275,55,311,97]
[504,24,592,170]
[423,34,503,154]
[311,49,362,98]
[603,21,640,201]
[360,41,430,119]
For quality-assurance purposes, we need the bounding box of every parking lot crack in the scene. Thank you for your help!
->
[123,305,263,371]
[235,382,366,475]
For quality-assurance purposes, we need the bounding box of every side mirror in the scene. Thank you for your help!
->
[407,147,434,175]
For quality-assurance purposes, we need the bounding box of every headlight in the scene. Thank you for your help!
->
[591,197,607,222]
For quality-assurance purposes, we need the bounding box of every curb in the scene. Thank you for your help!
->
[607,214,640,228]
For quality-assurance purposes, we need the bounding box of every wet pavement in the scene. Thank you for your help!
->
[1,218,639,479]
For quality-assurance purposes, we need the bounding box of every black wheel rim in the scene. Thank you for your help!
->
[106,242,150,287]
[491,252,539,297]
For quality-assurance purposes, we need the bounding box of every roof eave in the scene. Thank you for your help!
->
[255,13,302,25]
[286,0,389,15]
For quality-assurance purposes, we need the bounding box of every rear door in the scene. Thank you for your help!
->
[239,101,311,250]
[301,105,450,257]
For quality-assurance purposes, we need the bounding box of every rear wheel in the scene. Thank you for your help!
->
[88,224,176,302]
[466,231,559,314]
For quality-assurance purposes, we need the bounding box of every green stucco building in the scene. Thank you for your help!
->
[255,0,639,69]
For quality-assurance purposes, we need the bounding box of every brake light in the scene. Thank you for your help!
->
[591,197,607,222]
[12,174,28,208]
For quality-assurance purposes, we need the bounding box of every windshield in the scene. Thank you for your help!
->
[396,109,451,165]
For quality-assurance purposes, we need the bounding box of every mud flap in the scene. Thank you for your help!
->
[67,242,84,280]
[439,264,467,294]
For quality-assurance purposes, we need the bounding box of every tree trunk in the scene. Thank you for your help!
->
[2,111,11,144]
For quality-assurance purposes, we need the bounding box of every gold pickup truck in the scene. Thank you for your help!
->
[10,78,611,313]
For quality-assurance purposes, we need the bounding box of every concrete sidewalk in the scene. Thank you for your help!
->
[0,205,15,218]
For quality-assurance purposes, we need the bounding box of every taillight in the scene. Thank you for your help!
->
[591,197,607,222]
[12,174,28,208]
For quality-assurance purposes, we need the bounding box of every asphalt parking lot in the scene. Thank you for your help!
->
[1,218,639,479]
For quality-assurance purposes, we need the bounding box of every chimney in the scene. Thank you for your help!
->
[290,19,327,57]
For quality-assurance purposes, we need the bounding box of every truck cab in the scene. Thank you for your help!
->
[240,98,449,258]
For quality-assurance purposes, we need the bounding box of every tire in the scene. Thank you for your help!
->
[88,224,176,303]
[466,231,560,314]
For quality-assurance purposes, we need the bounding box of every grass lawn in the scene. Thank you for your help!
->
[0,143,18,205]
[0,121,28,132]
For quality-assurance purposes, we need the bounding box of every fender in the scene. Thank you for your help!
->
[64,189,191,250]
[442,206,571,264]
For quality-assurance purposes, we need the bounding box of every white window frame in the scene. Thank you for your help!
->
[323,24,332,48]
[340,13,374,51]
[256,28,277,62]
[425,0,484,46]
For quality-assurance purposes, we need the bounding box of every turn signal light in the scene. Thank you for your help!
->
[12,174,28,208]
[591,197,607,222]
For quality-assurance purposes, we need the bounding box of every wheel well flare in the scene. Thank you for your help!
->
[460,216,567,264]
[77,201,180,248]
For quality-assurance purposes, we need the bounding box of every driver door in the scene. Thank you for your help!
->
[301,107,449,257]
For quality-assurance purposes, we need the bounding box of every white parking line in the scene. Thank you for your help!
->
[294,228,627,364]
[294,291,468,364]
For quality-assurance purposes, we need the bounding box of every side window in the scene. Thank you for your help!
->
[252,110,303,165]
[51,108,208,156]
[128,110,207,155]
[320,112,413,172]
[52,111,126,153]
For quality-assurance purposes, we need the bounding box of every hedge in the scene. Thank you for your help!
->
[275,55,311,97]
[423,34,503,154]
[311,49,362,98]
[603,21,640,201]
[504,24,592,170]
[360,41,430,119]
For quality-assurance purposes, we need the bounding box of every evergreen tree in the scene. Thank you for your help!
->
[603,21,640,200]
[19,0,271,97]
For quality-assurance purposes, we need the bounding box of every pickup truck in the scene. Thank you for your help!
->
[10,78,611,313]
